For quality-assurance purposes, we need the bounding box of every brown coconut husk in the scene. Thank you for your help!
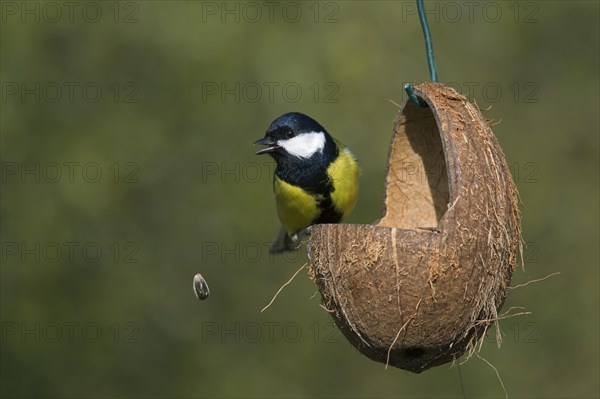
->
[308,83,521,373]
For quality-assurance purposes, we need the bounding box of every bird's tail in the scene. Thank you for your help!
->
[269,226,298,254]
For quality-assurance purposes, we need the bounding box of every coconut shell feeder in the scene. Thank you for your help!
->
[307,1,521,373]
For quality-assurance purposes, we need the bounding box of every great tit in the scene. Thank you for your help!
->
[254,112,359,253]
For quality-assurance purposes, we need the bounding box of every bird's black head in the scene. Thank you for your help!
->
[254,112,333,160]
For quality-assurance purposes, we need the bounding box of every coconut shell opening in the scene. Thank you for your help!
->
[308,83,521,373]
[378,98,449,229]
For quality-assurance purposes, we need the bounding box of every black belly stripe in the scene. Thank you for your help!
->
[313,195,343,225]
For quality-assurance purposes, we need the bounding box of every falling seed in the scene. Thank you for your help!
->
[193,273,210,300]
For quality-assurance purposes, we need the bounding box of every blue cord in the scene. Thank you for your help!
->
[418,0,438,83]
[404,83,426,107]
[405,0,438,107]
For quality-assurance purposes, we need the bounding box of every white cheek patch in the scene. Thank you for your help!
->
[278,132,326,159]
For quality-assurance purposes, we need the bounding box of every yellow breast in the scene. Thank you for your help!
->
[328,147,360,219]
[274,177,320,235]
[274,146,359,235]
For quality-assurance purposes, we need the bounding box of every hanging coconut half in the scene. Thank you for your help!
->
[308,82,521,373]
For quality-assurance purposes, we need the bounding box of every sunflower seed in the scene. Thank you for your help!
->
[193,273,210,300]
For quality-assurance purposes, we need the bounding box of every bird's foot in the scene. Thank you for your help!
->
[291,226,313,246]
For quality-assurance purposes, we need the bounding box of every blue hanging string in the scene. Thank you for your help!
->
[419,0,438,82]
[405,0,438,107]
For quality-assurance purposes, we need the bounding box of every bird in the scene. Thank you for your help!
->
[254,112,359,253]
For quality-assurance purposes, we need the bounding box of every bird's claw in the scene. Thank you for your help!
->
[291,225,313,245]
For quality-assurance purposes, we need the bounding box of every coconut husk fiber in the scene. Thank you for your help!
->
[308,82,521,373]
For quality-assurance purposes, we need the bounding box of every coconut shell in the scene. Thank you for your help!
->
[308,83,521,373]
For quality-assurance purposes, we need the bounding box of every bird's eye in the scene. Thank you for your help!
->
[286,130,295,139]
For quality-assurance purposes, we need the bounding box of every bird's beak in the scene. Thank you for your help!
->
[254,136,280,155]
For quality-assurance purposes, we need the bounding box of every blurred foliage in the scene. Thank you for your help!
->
[1,1,598,398]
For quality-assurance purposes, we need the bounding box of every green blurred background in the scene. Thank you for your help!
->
[1,1,598,398]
